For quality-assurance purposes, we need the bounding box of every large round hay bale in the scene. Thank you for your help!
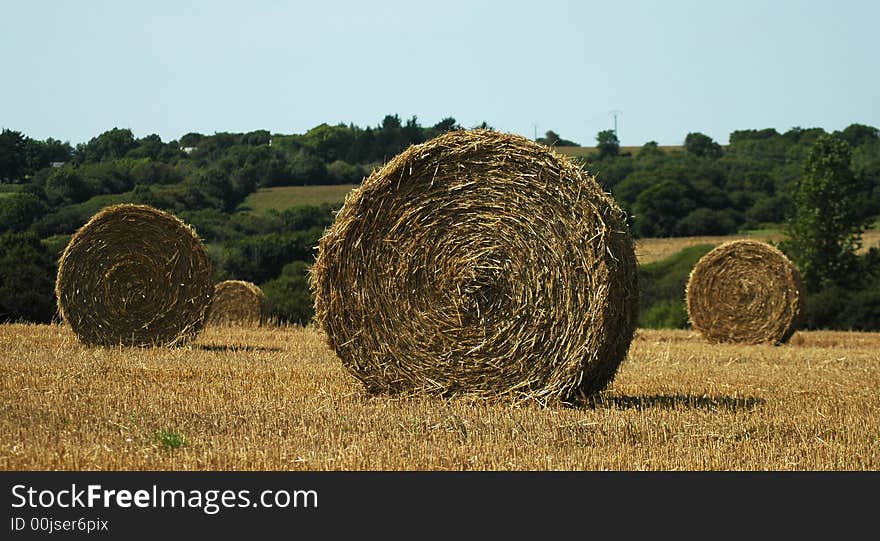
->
[686,239,803,344]
[207,280,268,326]
[310,129,639,403]
[55,204,214,347]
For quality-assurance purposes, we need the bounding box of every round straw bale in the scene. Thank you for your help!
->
[685,239,803,344]
[55,204,214,347]
[310,129,639,403]
[207,280,268,326]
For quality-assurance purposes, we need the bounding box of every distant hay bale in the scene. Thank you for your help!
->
[207,280,268,326]
[55,204,214,347]
[686,239,803,344]
[310,129,639,403]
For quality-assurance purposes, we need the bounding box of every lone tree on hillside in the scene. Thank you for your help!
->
[684,132,722,158]
[781,134,869,291]
[595,129,619,159]
[537,130,579,147]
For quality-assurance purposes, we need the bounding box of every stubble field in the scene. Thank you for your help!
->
[1,323,878,471]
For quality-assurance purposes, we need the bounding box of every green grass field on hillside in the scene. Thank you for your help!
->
[239,184,358,213]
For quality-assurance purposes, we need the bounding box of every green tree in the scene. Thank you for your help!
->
[179,132,204,148]
[836,123,879,148]
[538,130,579,147]
[22,137,72,173]
[241,130,272,146]
[189,168,234,210]
[326,160,365,184]
[852,138,880,216]
[631,180,695,237]
[403,116,425,145]
[637,141,664,158]
[595,130,619,159]
[75,128,137,163]
[189,132,238,163]
[0,129,27,182]
[287,149,326,185]
[300,123,355,162]
[0,193,47,233]
[684,132,722,158]
[45,167,92,205]
[0,232,57,323]
[432,117,460,133]
[221,229,323,284]
[261,261,314,324]
[781,134,868,291]
[728,128,779,144]
[538,130,561,145]
[125,134,169,160]
[376,114,405,158]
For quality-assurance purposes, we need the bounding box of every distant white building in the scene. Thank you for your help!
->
[50,162,66,168]
[181,147,196,154]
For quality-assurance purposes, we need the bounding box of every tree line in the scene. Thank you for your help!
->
[587,124,880,238]
[0,116,878,329]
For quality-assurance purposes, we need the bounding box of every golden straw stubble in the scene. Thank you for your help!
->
[207,280,268,326]
[55,204,214,347]
[310,129,639,403]
[686,239,803,344]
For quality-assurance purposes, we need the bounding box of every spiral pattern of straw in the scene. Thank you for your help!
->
[310,129,639,403]
[55,204,213,347]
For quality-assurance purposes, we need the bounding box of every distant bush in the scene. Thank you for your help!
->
[637,244,715,329]
[45,168,92,206]
[221,228,323,284]
[326,160,366,184]
[31,193,132,236]
[640,300,689,329]
[41,234,70,259]
[279,203,335,231]
[178,208,239,243]
[676,208,739,236]
[0,231,56,323]
[0,192,47,233]
[261,261,313,325]
[800,276,880,331]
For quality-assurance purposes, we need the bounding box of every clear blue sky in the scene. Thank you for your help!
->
[1,0,877,147]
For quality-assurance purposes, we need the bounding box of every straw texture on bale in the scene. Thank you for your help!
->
[55,204,214,347]
[310,129,639,403]
[207,280,268,326]
[686,239,803,344]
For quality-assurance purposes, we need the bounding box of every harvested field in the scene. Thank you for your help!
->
[239,184,357,213]
[1,324,878,470]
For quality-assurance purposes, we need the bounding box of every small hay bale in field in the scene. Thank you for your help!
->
[207,280,268,326]
[310,129,639,403]
[685,239,803,344]
[55,204,214,347]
